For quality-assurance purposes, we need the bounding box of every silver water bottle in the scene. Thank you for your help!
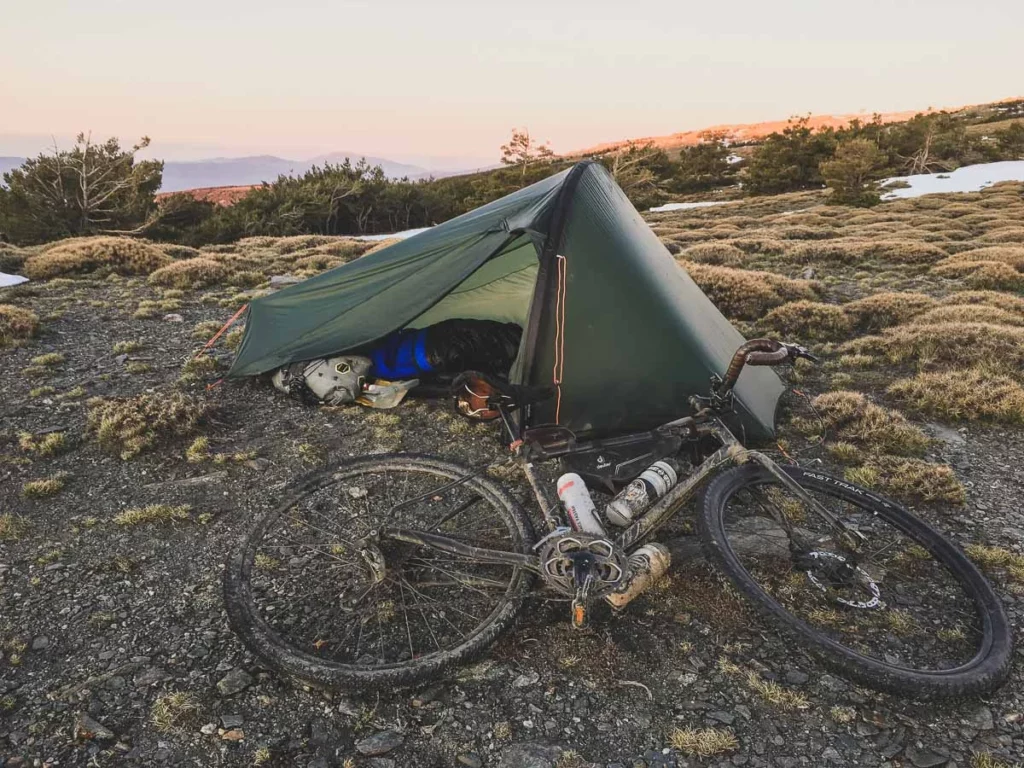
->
[604,460,679,527]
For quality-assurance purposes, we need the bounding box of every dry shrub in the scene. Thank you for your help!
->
[931,260,1024,291]
[88,392,209,460]
[811,391,929,456]
[760,300,852,341]
[940,246,1024,270]
[889,368,1024,423]
[149,258,230,289]
[726,237,786,255]
[0,304,39,347]
[842,292,937,332]
[23,237,170,279]
[681,243,745,266]
[909,304,1024,327]
[679,261,818,320]
[846,456,965,505]
[938,203,982,218]
[957,212,1001,228]
[860,240,948,264]
[978,227,1024,244]
[774,225,836,240]
[785,241,859,264]
[158,244,202,260]
[840,322,1024,371]
[939,290,1024,314]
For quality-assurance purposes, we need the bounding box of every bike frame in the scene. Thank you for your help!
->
[385,412,859,575]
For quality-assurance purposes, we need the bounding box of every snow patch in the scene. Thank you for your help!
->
[0,272,28,288]
[353,227,431,242]
[881,160,1024,200]
[648,201,730,213]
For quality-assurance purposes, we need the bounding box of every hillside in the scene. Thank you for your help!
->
[1,181,1024,766]
[569,95,1024,156]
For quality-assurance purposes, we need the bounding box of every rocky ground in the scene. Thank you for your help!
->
[2,185,1024,767]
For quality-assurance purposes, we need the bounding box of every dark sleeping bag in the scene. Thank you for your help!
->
[367,320,522,379]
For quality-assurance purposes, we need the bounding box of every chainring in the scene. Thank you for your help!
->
[537,532,628,598]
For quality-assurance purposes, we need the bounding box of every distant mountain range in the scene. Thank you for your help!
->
[0,153,478,193]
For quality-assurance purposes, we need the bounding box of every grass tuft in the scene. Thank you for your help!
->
[22,474,67,498]
[18,431,67,457]
[24,237,170,280]
[846,456,965,505]
[151,692,201,733]
[668,727,739,757]
[0,304,40,347]
[679,261,818,320]
[888,368,1024,423]
[0,514,29,541]
[811,391,929,456]
[113,504,192,527]
[761,300,851,341]
[149,257,231,289]
[87,391,208,459]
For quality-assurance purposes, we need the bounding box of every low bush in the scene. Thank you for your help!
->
[938,290,1024,314]
[839,322,1024,371]
[846,456,965,505]
[23,237,170,279]
[0,304,39,347]
[889,368,1024,423]
[931,260,1024,291]
[760,300,851,341]
[978,227,1024,244]
[940,246,1024,270]
[811,391,929,456]
[859,240,948,264]
[87,391,209,460]
[681,243,746,266]
[148,258,230,289]
[785,241,859,264]
[679,261,818,320]
[909,304,1024,327]
[725,237,786,255]
[842,292,937,332]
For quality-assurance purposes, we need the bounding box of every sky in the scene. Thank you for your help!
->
[2,0,1022,169]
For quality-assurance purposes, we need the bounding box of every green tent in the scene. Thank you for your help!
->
[228,161,783,440]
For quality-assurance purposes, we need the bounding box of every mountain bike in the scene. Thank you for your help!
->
[224,339,1012,698]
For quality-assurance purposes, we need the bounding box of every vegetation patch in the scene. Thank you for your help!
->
[909,304,1024,327]
[760,300,851,342]
[150,691,201,733]
[845,456,965,505]
[87,391,209,459]
[931,260,1024,290]
[841,292,936,332]
[943,246,1024,270]
[810,391,929,456]
[681,243,746,265]
[23,237,170,280]
[679,261,818,320]
[0,304,40,347]
[0,514,28,541]
[18,431,67,457]
[939,290,1024,314]
[149,257,230,289]
[889,369,1024,423]
[668,727,739,758]
[839,322,1024,372]
[113,504,192,527]
[22,474,68,498]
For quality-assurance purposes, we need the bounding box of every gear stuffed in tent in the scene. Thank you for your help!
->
[224,337,1012,698]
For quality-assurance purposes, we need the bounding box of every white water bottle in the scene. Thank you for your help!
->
[557,472,606,535]
[604,460,679,527]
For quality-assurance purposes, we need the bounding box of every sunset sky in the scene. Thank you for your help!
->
[2,0,1022,169]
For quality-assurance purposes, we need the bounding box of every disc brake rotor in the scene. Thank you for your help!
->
[803,550,882,610]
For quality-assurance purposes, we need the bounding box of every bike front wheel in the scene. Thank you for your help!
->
[224,453,536,690]
[698,463,1012,698]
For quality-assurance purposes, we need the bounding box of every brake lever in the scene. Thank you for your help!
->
[782,342,819,364]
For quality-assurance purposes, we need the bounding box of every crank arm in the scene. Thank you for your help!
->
[384,527,541,573]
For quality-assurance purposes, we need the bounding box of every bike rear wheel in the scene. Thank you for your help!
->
[698,464,1012,698]
[224,453,535,690]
